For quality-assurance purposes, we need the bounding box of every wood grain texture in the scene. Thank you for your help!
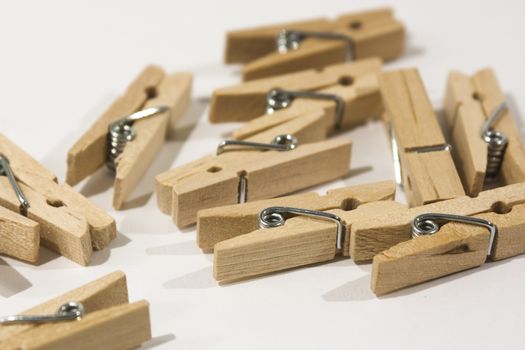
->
[379,69,465,206]
[210,58,381,123]
[0,206,40,263]
[197,180,395,250]
[0,134,115,265]
[66,65,166,186]
[113,72,192,209]
[214,201,406,282]
[351,181,525,262]
[372,202,525,295]
[232,8,404,81]
[156,138,352,228]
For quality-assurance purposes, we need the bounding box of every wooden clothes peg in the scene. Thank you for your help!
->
[156,137,352,228]
[0,133,115,266]
[380,68,465,206]
[198,180,395,250]
[224,8,405,81]
[66,65,193,209]
[210,181,406,282]
[350,181,525,265]
[0,271,151,350]
[443,68,525,196]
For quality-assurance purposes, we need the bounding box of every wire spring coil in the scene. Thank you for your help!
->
[480,101,508,181]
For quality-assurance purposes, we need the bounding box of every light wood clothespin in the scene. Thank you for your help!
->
[210,181,406,282]
[371,193,525,295]
[0,134,115,266]
[66,65,192,209]
[0,271,151,350]
[443,68,525,196]
[380,68,465,206]
[156,137,352,228]
[225,8,405,81]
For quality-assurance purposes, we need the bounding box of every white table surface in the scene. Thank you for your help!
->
[1,0,525,349]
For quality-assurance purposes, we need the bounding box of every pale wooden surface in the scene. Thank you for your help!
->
[197,180,395,250]
[372,202,525,295]
[0,134,115,266]
[0,271,151,350]
[351,181,525,262]
[113,72,192,209]
[209,58,381,122]
[156,138,352,228]
[214,200,406,282]
[224,8,404,80]
[0,206,40,263]
[379,68,465,206]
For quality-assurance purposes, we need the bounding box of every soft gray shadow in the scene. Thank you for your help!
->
[90,232,131,266]
[403,44,425,59]
[506,93,525,140]
[0,258,32,297]
[345,165,373,179]
[138,334,176,349]
[80,166,114,197]
[322,275,375,302]
[163,266,216,289]
[35,246,61,266]
[146,241,202,256]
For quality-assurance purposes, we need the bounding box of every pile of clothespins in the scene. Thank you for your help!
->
[2,7,525,350]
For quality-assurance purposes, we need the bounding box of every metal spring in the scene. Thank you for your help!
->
[0,301,84,325]
[480,101,509,181]
[0,154,30,215]
[276,29,354,59]
[106,106,169,172]
[216,134,298,155]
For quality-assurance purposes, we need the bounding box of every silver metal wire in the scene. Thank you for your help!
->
[216,134,298,155]
[259,206,345,251]
[0,301,84,325]
[480,101,508,180]
[412,213,497,257]
[106,106,170,172]
[276,29,353,59]
[0,154,29,215]
[266,88,345,129]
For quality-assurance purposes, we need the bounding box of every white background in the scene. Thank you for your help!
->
[1,1,525,349]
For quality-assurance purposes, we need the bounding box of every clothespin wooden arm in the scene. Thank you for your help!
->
[197,180,396,250]
[113,72,192,209]
[66,65,166,186]
[351,181,525,263]
[0,206,40,263]
[209,58,381,123]
[379,68,464,206]
[156,138,352,228]
[213,201,406,282]
[371,202,525,295]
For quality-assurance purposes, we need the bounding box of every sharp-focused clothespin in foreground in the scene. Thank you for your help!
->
[350,181,525,265]
[380,68,465,206]
[156,136,352,228]
[0,271,151,350]
[224,8,404,80]
[66,65,192,209]
[443,68,525,196]
[0,134,115,265]
[211,181,405,282]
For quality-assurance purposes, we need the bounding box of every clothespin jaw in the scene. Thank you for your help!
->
[379,68,465,206]
[0,206,40,263]
[371,202,525,295]
[0,133,116,266]
[0,271,152,350]
[443,68,525,196]
[66,65,193,209]
[156,137,352,228]
[197,180,396,251]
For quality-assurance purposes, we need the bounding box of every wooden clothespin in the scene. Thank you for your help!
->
[0,133,115,266]
[210,59,382,144]
[156,136,352,228]
[380,68,465,206]
[443,68,525,196]
[209,181,406,282]
[0,271,151,350]
[224,8,405,81]
[66,65,193,209]
[370,187,525,295]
